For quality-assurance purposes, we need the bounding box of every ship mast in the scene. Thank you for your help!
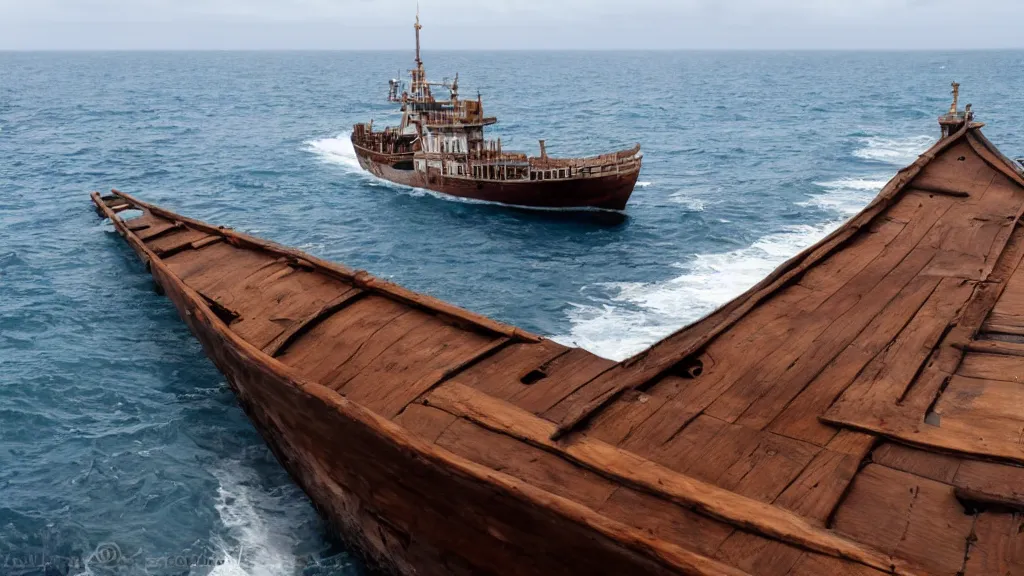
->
[410,5,431,101]
[415,4,422,68]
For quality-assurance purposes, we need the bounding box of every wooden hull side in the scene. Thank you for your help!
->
[153,272,682,576]
[353,147,638,211]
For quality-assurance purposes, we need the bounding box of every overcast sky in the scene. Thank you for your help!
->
[2,0,1023,50]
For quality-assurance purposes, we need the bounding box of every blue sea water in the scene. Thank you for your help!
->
[2,50,1024,575]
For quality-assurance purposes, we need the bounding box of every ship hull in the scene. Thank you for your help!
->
[353,148,639,211]
[91,192,693,576]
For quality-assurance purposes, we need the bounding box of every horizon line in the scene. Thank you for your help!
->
[4,47,1024,53]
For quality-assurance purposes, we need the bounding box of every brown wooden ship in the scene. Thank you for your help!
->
[94,86,1024,575]
[349,13,642,211]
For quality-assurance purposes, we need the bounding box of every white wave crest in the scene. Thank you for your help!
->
[553,221,841,361]
[800,177,889,215]
[668,191,706,211]
[207,462,302,576]
[853,135,933,165]
[636,181,654,188]
[306,132,364,173]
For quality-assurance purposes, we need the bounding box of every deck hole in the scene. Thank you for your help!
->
[521,370,547,385]
[924,411,941,427]
[958,156,967,161]
[678,357,704,378]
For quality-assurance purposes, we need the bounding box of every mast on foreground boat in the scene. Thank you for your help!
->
[350,11,642,210]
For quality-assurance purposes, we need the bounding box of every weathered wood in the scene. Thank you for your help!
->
[871,442,962,484]
[953,459,1024,510]
[550,121,977,440]
[832,464,975,576]
[423,382,920,575]
[963,511,1024,575]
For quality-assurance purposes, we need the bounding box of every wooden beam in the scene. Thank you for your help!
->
[958,339,1024,358]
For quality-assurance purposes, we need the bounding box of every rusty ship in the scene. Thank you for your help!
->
[94,86,1024,575]
[349,13,643,211]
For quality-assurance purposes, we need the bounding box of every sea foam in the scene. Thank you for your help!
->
[553,220,841,361]
[852,135,933,165]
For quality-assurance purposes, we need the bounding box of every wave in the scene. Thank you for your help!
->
[306,132,364,174]
[552,220,841,361]
[852,135,933,165]
[207,462,303,576]
[799,177,889,216]
[668,191,706,212]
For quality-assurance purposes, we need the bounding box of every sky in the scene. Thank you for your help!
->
[1,0,1023,50]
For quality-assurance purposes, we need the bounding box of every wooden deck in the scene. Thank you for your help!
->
[92,112,1024,575]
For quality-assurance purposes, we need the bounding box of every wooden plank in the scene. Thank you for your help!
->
[337,320,498,418]
[713,532,804,576]
[135,219,181,241]
[448,340,569,400]
[727,257,945,431]
[516,348,614,417]
[832,464,974,576]
[597,487,735,557]
[393,403,457,443]
[774,448,861,525]
[961,339,1024,358]
[786,552,886,576]
[824,277,976,420]
[708,204,953,424]
[957,352,1024,382]
[932,375,1024,449]
[261,289,364,357]
[277,296,414,381]
[586,389,671,447]
[436,418,618,510]
[953,459,1024,510]
[112,189,545,344]
[964,511,1024,575]
[870,442,962,484]
[145,227,210,255]
[670,424,820,504]
[423,382,924,575]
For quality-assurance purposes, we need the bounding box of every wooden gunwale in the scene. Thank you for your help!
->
[108,189,541,345]
[93,191,921,576]
[92,192,746,576]
[550,121,981,440]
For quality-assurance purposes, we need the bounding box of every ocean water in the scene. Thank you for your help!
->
[2,50,1024,575]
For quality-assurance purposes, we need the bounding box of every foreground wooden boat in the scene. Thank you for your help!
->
[94,89,1024,575]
